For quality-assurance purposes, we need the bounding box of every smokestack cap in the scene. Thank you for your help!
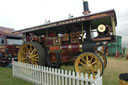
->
[83,1,91,15]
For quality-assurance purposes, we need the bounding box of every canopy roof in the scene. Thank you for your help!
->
[13,9,117,33]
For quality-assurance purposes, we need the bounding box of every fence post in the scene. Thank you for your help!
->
[58,69,61,85]
[65,70,68,85]
[55,68,58,85]
[49,67,52,85]
[80,73,84,85]
[68,71,71,85]
[72,71,75,85]
[12,61,15,77]
[76,72,79,85]
[90,74,94,85]
[46,67,49,85]
[85,73,88,85]
[99,76,103,85]
[41,66,44,85]
[62,69,64,85]
[52,68,55,85]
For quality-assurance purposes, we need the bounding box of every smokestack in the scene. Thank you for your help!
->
[82,1,91,15]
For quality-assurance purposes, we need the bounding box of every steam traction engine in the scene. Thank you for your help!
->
[14,2,117,76]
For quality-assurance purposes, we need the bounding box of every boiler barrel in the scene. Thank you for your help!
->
[60,43,82,55]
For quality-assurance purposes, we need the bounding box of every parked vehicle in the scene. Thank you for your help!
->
[0,27,23,67]
[14,1,117,76]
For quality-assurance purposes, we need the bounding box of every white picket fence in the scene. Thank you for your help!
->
[12,61,102,85]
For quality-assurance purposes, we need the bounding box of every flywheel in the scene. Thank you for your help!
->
[18,42,46,65]
[75,52,104,76]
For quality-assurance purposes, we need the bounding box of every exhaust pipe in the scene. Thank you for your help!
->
[82,1,91,15]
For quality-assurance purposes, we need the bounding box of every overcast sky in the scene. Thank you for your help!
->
[0,0,128,47]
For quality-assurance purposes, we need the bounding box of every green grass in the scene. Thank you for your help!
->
[103,57,128,85]
[0,67,34,85]
[0,57,127,85]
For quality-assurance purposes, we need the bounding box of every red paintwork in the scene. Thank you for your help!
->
[0,45,19,57]
[61,43,80,55]
[50,46,59,50]
[0,31,21,54]
[49,43,81,63]
[46,38,54,46]
[0,28,22,66]
[6,45,19,56]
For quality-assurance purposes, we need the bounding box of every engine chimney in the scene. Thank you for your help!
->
[82,1,91,15]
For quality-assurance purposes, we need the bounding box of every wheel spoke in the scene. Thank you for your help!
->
[30,54,38,58]
[21,53,27,57]
[30,48,37,55]
[29,45,33,51]
[92,69,98,73]
[24,59,29,63]
[91,71,96,79]
[32,56,39,60]
[31,60,35,64]
[86,56,88,64]
[25,46,29,51]
[28,45,32,54]
[34,61,38,65]
[90,57,93,62]
[81,57,87,64]
[28,50,31,54]
[92,65,98,72]
[33,57,39,60]
[21,51,27,54]
[32,59,38,62]
[79,61,86,66]
[91,60,97,65]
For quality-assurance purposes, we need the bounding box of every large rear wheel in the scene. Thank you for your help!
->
[75,52,104,76]
[18,42,46,65]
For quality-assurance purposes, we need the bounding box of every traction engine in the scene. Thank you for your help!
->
[15,1,117,76]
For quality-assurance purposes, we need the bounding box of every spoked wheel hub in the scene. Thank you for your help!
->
[75,52,104,76]
[18,43,39,64]
[18,42,46,65]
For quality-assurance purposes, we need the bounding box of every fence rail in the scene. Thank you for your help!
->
[12,61,102,85]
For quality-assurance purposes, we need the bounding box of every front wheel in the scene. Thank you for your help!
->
[75,52,104,76]
[18,42,46,66]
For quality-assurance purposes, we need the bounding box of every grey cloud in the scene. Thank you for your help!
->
[116,10,128,47]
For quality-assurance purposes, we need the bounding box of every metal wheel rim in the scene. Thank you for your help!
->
[75,52,103,76]
[97,51,107,69]
[18,43,39,65]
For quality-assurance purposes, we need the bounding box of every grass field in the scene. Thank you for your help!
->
[103,57,128,85]
[0,67,34,85]
[0,57,127,85]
